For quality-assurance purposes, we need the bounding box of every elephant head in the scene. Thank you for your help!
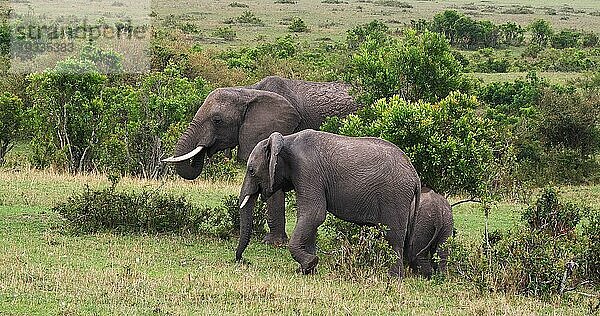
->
[236,132,285,260]
[163,88,300,180]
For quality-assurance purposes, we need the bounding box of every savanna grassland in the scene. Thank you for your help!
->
[2,0,600,314]
[0,169,596,315]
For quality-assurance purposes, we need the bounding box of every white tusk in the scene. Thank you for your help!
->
[240,195,250,209]
[162,146,204,163]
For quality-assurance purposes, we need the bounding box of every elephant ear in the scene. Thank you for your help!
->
[238,90,300,161]
[267,132,284,192]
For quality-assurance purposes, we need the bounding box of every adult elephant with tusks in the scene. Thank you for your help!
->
[162,76,358,246]
[236,130,421,278]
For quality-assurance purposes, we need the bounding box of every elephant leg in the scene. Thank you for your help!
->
[288,206,326,275]
[415,254,433,279]
[385,228,406,279]
[262,190,288,246]
[436,246,449,274]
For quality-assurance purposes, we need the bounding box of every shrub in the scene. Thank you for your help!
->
[346,20,390,50]
[229,2,249,7]
[345,28,470,105]
[374,1,412,8]
[235,11,265,26]
[212,26,237,41]
[55,185,266,238]
[431,10,501,49]
[551,29,581,49]
[288,17,308,33]
[522,188,581,237]
[528,19,553,47]
[0,92,25,164]
[95,66,211,178]
[322,92,496,197]
[448,190,596,297]
[319,215,396,280]
[27,58,107,172]
[535,88,600,159]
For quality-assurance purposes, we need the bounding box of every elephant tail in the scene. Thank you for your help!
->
[406,180,421,258]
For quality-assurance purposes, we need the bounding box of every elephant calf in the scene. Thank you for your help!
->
[236,130,421,278]
[408,187,454,278]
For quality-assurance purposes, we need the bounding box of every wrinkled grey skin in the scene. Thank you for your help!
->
[236,130,421,278]
[168,76,357,246]
[408,187,454,278]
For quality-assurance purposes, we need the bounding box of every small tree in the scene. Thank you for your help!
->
[0,92,25,163]
[288,17,308,33]
[528,19,553,47]
[345,28,470,105]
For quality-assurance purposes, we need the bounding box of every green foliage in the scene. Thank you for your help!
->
[79,42,123,73]
[229,2,249,8]
[212,26,237,41]
[346,20,390,50]
[529,19,553,47]
[373,1,412,8]
[27,58,107,172]
[219,35,298,71]
[0,22,9,56]
[346,28,469,104]
[231,11,265,26]
[319,215,396,280]
[55,186,266,238]
[523,188,581,237]
[95,66,211,178]
[323,92,495,197]
[583,209,600,282]
[535,88,600,159]
[288,17,308,33]
[431,10,501,49]
[0,92,25,164]
[448,190,597,297]
[551,30,581,49]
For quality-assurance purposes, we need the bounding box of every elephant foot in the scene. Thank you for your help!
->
[262,232,288,247]
[297,255,319,275]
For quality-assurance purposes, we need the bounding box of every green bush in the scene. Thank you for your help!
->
[27,58,107,172]
[319,215,396,280]
[448,189,597,297]
[212,26,237,41]
[229,2,249,8]
[345,28,470,105]
[288,17,308,33]
[523,188,581,237]
[234,11,265,26]
[55,185,266,238]
[322,92,496,197]
[0,92,25,164]
[346,20,390,50]
[551,30,581,49]
[95,66,211,178]
[529,19,553,47]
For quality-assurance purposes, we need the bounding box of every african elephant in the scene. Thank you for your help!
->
[408,187,454,278]
[235,130,421,278]
[163,76,358,245]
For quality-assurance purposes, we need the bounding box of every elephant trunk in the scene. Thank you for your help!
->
[171,124,207,180]
[236,176,259,261]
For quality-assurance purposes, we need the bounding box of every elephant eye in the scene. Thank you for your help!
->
[212,115,223,125]
[248,166,255,176]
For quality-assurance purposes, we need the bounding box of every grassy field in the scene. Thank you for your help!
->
[0,168,597,315]
[9,0,600,48]
[149,0,600,47]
